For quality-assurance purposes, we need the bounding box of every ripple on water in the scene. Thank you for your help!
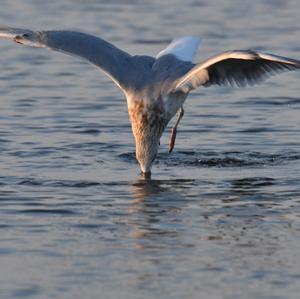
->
[18,178,102,188]
[239,96,300,107]
[230,177,276,189]
[161,150,300,168]
[120,150,300,168]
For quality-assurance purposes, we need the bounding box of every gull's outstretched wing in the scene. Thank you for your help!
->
[174,50,300,93]
[0,27,133,90]
[156,36,200,62]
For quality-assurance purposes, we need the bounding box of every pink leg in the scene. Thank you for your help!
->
[169,107,184,153]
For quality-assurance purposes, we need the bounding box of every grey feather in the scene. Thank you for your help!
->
[0,28,135,90]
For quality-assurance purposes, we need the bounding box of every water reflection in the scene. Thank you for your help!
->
[128,178,194,247]
[131,176,196,199]
[126,177,197,292]
[131,177,170,199]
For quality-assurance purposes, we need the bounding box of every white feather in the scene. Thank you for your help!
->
[156,36,200,62]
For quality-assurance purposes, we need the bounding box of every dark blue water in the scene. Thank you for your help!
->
[0,0,300,298]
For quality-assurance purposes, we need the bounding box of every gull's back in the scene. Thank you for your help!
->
[125,36,200,94]
[126,54,194,95]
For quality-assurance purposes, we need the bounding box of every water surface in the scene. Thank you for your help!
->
[0,1,300,298]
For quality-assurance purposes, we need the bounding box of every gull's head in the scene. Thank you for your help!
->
[128,97,166,176]
[135,136,159,175]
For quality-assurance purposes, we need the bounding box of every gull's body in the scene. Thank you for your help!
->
[0,28,300,175]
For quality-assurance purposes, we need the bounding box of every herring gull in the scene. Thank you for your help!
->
[0,27,300,176]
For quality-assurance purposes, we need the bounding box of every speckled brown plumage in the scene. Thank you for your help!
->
[128,98,167,172]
